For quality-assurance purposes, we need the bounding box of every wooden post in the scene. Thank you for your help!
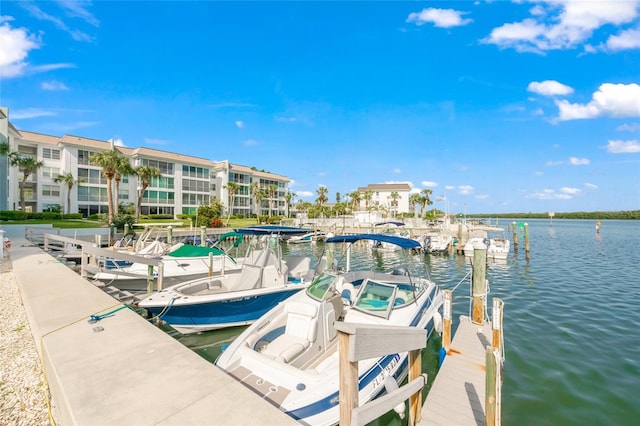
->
[156,262,164,291]
[147,264,155,293]
[492,298,504,355]
[457,223,463,248]
[524,223,530,257]
[442,290,452,351]
[167,226,172,245]
[209,252,214,277]
[471,242,487,325]
[338,331,358,426]
[200,226,206,247]
[80,250,88,278]
[408,349,423,425]
[124,223,129,235]
[512,222,518,249]
[485,347,501,426]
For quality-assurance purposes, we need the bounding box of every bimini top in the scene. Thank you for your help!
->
[235,225,313,236]
[326,233,420,250]
[373,221,405,227]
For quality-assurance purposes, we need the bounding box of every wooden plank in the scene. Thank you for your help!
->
[335,323,427,362]
[418,316,491,426]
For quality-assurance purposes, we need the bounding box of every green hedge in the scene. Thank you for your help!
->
[1,211,90,221]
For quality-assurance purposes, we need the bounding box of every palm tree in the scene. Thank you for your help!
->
[11,156,44,212]
[225,181,240,226]
[250,181,260,218]
[420,188,434,216]
[284,191,296,218]
[90,149,122,223]
[363,190,373,210]
[113,155,135,215]
[134,165,161,222]
[54,172,80,215]
[409,193,423,218]
[388,192,400,218]
[255,188,267,222]
[349,191,361,211]
[316,186,328,218]
[267,184,278,218]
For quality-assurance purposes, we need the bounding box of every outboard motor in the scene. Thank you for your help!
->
[423,236,432,252]
[392,266,410,276]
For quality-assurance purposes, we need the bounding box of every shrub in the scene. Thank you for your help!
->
[0,210,29,220]
[111,214,135,231]
[210,218,223,228]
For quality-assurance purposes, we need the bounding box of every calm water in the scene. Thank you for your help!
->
[166,219,640,426]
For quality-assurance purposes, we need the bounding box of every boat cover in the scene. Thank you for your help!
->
[167,244,227,257]
[326,233,420,250]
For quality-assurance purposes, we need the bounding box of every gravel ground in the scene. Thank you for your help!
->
[1,258,52,426]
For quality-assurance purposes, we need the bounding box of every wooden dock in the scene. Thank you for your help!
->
[418,315,493,426]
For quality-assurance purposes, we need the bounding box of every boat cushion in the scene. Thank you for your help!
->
[261,302,317,363]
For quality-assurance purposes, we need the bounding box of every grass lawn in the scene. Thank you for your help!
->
[0,219,103,229]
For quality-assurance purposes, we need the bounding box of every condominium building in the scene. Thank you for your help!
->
[355,183,413,215]
[0,107,290,218]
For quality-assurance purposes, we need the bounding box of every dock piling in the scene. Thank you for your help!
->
[471,242,487,325]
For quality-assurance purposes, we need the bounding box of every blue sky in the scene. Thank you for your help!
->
[1,0,639,214]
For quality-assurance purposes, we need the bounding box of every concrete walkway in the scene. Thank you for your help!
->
[6,237,297,426]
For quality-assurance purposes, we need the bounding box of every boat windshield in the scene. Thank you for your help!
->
[352,280,397,319]
[306,272,339,301]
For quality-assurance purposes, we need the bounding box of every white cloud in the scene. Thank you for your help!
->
[617,123,640,132]
[585,182,599,189]
[243,139,259,146]
[606,140,640,153]
[604,27,640,51]
[296,191,314,198]
[9,108,56,119]
[555,83,640,121]
[392,168,402,174]
[421,181,439,187]
[41,80,69,91]
[444,185,456,190]
[275,116,297,123]
[111,138,125,147]
[235,120,244,128]
[458,185,474,195]
[407,8,472,28]
[475,194,489,200]
[527,80,574,96]
[560,187,581,195]
[527,188,573,200]
[546,160,564,166]
[21,1,94,42]
[569,157,590,165]
[482,0,640,53]
[0,22,40,78]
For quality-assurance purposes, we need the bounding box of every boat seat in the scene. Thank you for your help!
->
[262,302,317,363]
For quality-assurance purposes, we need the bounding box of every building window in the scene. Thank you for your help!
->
[78,168,106,185]
[141,159,174,175]
[182,165,209,179]
[42,167,60,179]
[42,148,61,160]
[42,185,61,197]
[118,189,129,200]
[78,150,94,165]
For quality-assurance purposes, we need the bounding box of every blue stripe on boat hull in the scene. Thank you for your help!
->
[145,288,304,329]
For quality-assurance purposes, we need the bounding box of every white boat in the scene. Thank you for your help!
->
[418,231,452,254]
[215,233,443,425]
[463,230,510,260]
[137,241,327,334]
[90,226,312,292]
[286,230,327,244]
[369,221,410,251]
[90,243,243,292]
